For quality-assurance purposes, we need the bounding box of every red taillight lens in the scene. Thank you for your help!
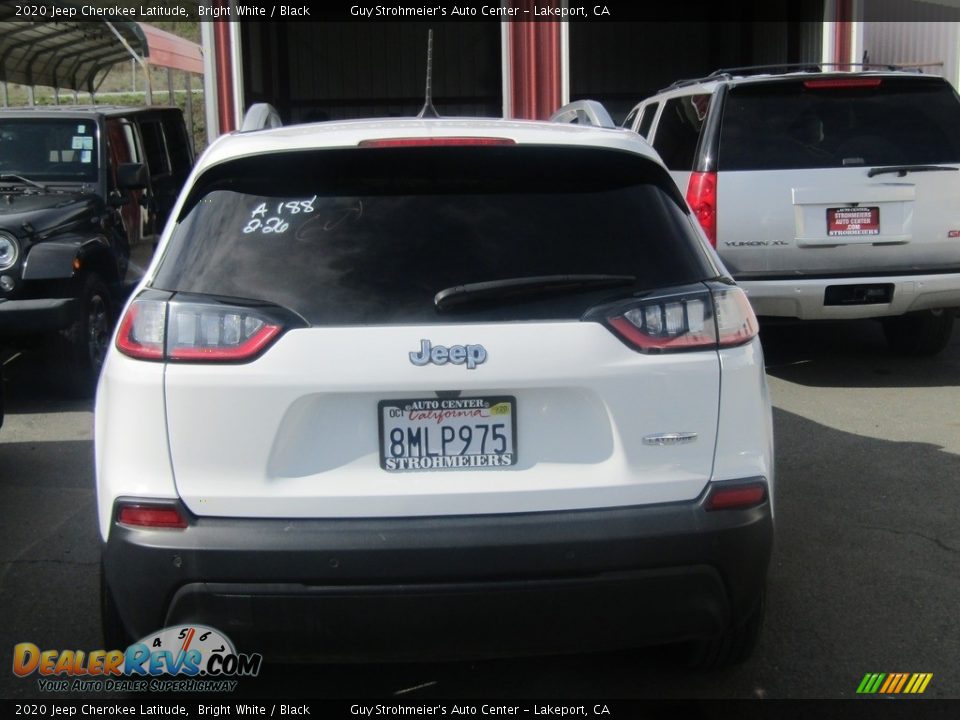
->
[706,483,767,511]
[686,171,717,247]
[803,78,882,89]
[117,504,188,529]
[116,297,284,362]
[712,287,760,348]
[605,286,757,353]
[358,137,516,148]
[115,300,166,360]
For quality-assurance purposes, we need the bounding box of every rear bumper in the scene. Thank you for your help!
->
[738,272,960,319]
[103,480,773,661]
[0,297,76,334]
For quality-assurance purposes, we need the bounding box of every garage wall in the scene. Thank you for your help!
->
[569,15,824,123]
[241,22,502,123]
[863,1,960,90]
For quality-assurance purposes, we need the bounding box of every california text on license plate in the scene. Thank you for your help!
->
[827,206,879,236]
[378,396,517,472]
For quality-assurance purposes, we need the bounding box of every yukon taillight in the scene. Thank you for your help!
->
[116,294,288,362]
[603,285,758,353]
[686,171,717,247]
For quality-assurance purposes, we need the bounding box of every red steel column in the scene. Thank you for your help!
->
[507,0,563,120]
[213,0,235,133]
[833,0,853,66]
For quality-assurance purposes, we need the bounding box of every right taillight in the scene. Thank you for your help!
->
[603,285,758,353]
[116,293,289,363]
[686,171,717,247]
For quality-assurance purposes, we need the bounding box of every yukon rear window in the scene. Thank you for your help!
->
[719,76,960,170]
[152,146,717,325]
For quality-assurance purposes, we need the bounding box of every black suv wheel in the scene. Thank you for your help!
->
[882,309,955,357]
[46,274,112,398]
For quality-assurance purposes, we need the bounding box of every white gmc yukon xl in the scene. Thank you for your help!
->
[626,68,960,355]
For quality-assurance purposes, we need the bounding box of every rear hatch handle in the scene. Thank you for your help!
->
[867,164,959,178]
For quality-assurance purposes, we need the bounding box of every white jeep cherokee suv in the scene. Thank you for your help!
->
[95,112,774,667]
[625,68,960,354]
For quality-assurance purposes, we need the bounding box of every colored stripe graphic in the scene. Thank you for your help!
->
[857,673,933,694]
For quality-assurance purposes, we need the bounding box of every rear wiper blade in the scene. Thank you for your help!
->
[0,173,46,190]
[866,165,959,178]
[434,274,637,310]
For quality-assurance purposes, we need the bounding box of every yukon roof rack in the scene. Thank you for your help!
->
[240,103,283,132]
[659,62,922,92]
[549,100,615,129]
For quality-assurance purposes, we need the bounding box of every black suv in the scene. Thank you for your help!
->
[0,106,193,395]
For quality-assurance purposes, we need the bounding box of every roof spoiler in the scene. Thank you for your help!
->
[549,100,615,129]
[240,103,283,132]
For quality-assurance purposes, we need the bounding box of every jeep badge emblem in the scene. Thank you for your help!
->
[409,339,487,370]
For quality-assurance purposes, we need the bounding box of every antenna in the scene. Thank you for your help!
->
[417,29,440,118]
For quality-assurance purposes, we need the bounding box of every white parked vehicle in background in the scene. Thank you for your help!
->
[95,105,774,667]
[625,66,960,355]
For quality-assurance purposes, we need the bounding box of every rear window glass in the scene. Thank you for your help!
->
[719,76,960,170]
[153,146,716,326]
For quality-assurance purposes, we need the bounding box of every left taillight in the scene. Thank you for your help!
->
[601,284,758,353]
[686,171,717,247]
[117,502,188,529]
[116,293,289,363]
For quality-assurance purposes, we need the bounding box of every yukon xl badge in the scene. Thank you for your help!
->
[409,339,487,370]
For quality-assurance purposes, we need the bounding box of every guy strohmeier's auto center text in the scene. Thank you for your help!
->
[349,5,611,18]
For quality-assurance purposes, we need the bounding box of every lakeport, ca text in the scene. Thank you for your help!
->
[349,5,611,18]
[349,706,611,717]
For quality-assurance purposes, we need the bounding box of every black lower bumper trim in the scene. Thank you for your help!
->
[0,297,76,334]
[103,485,772,660]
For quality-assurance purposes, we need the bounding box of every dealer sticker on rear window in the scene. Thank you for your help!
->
[827,207,879,236]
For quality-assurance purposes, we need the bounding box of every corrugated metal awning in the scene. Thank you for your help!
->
[0,7,148,92]
[140,23,202,75]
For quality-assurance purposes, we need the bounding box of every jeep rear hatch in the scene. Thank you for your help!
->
[149,145,729,518]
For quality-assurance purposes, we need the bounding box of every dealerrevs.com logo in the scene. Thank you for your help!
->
[13,625,262,693]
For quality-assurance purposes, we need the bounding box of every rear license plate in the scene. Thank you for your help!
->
[827,207,879,236]
[378,396,517,472]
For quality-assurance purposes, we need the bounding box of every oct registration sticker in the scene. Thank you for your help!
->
[378,396,517,471]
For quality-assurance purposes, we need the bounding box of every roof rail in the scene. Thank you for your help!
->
[659,62,921,92]
[549,100,615,129]
[240,103,283,132]
[659,74,732,92]
[709,62,916,77]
